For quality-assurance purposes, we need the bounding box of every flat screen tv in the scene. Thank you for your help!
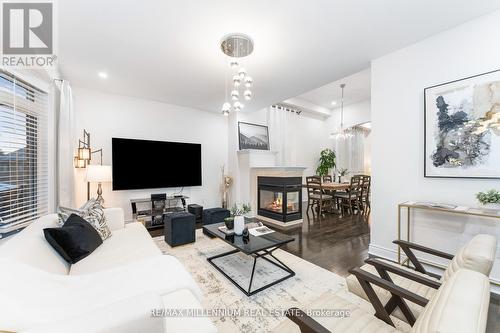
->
[112,138,202,190]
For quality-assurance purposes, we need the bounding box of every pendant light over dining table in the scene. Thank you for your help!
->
[335,83,352,140]
[220,33,254,115]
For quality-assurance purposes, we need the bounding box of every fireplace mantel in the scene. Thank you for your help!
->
[235,149,307,229]
[251,166,307,171]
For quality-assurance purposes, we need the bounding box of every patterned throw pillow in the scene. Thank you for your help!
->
[57,206,82,226]
[57,198,112,241]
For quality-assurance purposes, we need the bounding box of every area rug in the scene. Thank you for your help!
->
[154,230,410,333]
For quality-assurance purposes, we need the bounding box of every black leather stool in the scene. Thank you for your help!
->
[163,211,195,247]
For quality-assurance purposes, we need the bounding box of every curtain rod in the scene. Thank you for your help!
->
[271,104,302,115]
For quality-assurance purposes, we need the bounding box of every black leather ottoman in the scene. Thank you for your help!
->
[202,207,230,238]
[188,204,203,224]
[163,212,195,247]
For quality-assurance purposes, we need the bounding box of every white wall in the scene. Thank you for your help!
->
[326,100,371,133]
[293,114,330,177]
[227,108,330,205]
[370,10,500,288]
[72,87,228,220]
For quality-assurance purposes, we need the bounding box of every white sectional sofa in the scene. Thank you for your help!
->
[0,208,217,333]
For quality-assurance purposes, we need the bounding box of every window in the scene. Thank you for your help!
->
[0,71,48,237]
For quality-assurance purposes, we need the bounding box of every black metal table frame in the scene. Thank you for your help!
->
[207,244,295,296]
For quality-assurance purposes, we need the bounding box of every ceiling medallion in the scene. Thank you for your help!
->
[220,33,254,115]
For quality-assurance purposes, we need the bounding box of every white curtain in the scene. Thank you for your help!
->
[267,106,298,165]
[57,81,76,207]
[334,127,367,175]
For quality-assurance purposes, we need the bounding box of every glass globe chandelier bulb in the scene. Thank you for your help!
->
[238,68,247,79]
[222,102,231,112]
[222,109,230,116]
[233,101,244,110]
[231,90,239,101]
[233,75,241,87]
[244,89,252,100]
[244,76,253,88]
[230,60,239,68]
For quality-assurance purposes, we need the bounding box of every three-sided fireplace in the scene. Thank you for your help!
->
[257,176,302,223]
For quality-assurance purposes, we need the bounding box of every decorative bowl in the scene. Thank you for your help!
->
[224,217,234,230]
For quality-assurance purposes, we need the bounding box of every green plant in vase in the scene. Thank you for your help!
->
[230,203,252,217]
[316,148,336,177]
[476,189,500,210]
[337,168,348,183]
[230,203,251,235]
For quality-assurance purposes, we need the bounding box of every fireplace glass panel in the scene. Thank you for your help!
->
[260,190,283,214]
[286,191,300,214]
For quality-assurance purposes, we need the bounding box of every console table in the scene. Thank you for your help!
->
[131,195,189,231]
[397,201,500,286]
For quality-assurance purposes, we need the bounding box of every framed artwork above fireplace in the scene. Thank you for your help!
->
[238,122,270,150]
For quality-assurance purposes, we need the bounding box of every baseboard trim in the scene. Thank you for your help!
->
[258,215,303,230]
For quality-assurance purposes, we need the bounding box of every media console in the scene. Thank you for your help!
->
[130,195,189,231]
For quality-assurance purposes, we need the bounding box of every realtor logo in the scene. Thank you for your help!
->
[2,2,53,54]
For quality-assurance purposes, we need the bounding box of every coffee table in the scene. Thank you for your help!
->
[203,223,295,296]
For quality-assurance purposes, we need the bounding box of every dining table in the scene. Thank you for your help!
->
[302,181,352,215]
[302,181,351,191]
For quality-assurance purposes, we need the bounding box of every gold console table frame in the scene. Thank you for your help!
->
[397,201,500,286]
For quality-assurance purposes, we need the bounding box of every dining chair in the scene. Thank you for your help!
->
[321,175,337,210]
[360,175,371,215]
[333,175,363,215]
[322,175,333,183]
[306,176,333,217]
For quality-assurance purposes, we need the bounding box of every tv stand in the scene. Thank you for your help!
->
[130,195,189,231]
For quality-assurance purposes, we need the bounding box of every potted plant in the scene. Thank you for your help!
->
[316,148,336,177]
[337,168,348,183]
[230,203,251,235]
[476,189,500,210]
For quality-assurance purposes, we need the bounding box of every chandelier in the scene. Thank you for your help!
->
[334,83,353,140]
[220,33,254,115]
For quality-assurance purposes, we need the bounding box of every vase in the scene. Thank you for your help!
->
[234,215,245,235]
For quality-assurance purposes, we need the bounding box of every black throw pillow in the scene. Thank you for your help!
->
[44,213,103,264]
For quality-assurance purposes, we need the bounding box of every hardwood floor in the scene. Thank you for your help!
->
[280,203,371,277]
[152,204,498,331]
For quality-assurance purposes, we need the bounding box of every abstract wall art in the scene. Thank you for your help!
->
[424,69,500,178]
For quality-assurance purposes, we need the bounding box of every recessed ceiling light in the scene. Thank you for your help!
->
[331,100,337,106]
[98,72,108,79]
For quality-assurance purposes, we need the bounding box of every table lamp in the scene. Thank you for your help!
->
[86,165,112,205]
